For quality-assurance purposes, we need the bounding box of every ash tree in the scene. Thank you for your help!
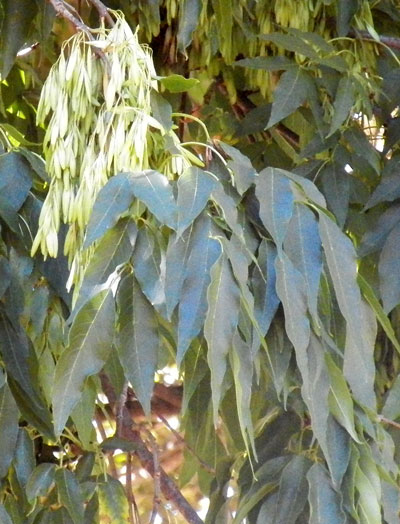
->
[0,0,400,522]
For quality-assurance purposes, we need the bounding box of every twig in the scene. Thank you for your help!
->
[126,452,140,524]
[47,0,92,36]
[116,382,129,436]
[157,413,216,475]
[378,415,400,430]
[351,29,400,51]
[88,0,115,27]
[100,373,204,524]
[147,430,162,524]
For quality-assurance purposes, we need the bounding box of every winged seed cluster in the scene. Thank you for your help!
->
[32,13,193,292]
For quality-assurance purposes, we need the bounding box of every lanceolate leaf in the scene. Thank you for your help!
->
[284,203,322,317]
[234,56,295,70]
[177,214,221,362]
[55,469,84,524]
[177,0,201,52]
[117,273,158,416]
[256,168,294,249]
[52,289,115,436]
[128,170,177,229]
[275,252,310,363]
[307,463,346,523]
[26,464,56,502]
[328,76,355,136]
[83,173,136,249]
[273,455,310,524]
[204,253,240,422]
[319,163,350,228]
[319,214,376,410]
[98,477,129,524]
[219,142,257,195]
[364,174,400,211]
[358,203,400,257]
[379,221,400,314]
[267,68,314,129]
[0,383,19,479]
[251,240,280,354]
[176,167,217,236]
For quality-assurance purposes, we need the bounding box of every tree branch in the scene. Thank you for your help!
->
[351,29,400,51]
[88,0,115,27]
[100,373,204,524]
[47,0,92,36]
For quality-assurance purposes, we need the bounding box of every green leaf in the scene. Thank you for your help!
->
[358,203,400,257]
[159,74,199,93]
[13,427,35,488]
[336,0,359,37]
[275,252,310,361]
[212,0,233,62]
[379,222,400,314]
[177,214,221,362]
[205,253,240,422]
[26,463,56,502]
[150,90,173,131]
[259,32,319,59]
[325,353,360,442]
[364,175,400,211]
[0,383,18,478]
[274,455,310,523]
[177,0,201,52]
[177,167,217,236]
[325,414,351,489]
[358,273,400,354]
[128,170,177,229]
[355,464,381,523]
[307,463,346,523]
[0,0,38,79]
[117,273,158,416]
[231,330,254,453]
[328,76,355,136]
[0,151,32,231]
[383,374,400,420]
[256,167,294,249]
[0,256,11,299]
[71,378,96,449]
[83,174,136,249]
[234,56,296,70]
[75,218,137,313]
[101,436,138,453]
[52,289,115,436]
[319,214,376,410]
[55,469,84,524]
[267,68,314,129]
[251,240,280,354]
[284,203,322,317]
[219,143,257,195]
[319,163,350,228]
[98,476,129,524]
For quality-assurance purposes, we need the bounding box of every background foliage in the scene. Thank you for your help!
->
[1,0,400,522]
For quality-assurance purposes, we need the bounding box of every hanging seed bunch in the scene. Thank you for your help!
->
[32,12,193,292]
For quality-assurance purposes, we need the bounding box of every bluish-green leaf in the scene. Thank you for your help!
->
[319,163,350,228]
[325,414,351,489]
[256,167,294,248]
[205,253,240,422]
[274,455,310,524]
[177,167,217,236]
[13,427,35,488]
[337,0,358,36]
[26,463,56,502]
[71,378,96,449]
[0,383,18,478]
[379,222,400,314]
[0,504,12,524]
[0,256,11,300]
[52,289,115,436]
[284,203,322,317]
[319,214,376,410]
[364,174,400,211]
[359,203,400,257]
[259,32,319,59]
[128,170,177,228]
[55,469,84,524]
[83,174,135,249]
[117,273,158,416]
[234,56,296,71]
[328,76,355,136]
[251,240,280,354]
[275,252,310,361]
[0,152,32,231]
[219,143,257,195]
[150,90,173,131]
[267,68,315,128]
[177,215,221,362]
[177,0,201,52]
[307,463,346,523]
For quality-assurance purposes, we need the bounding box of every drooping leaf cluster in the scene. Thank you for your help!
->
[0,0,400,522]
